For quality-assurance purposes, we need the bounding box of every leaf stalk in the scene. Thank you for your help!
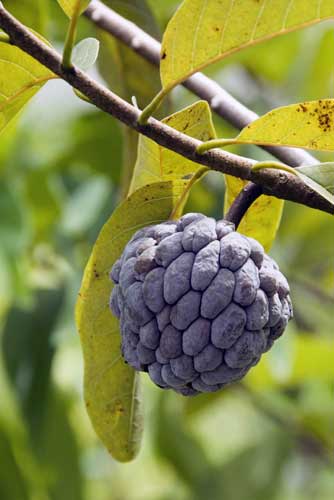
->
[137,88,169,125]
[251,161,298,176]
[197,138,239,154]
[62,1,82,69]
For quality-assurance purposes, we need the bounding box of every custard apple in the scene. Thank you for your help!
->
[110,213,293,396]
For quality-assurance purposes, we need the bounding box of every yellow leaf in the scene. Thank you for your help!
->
[129,101,215,194]
[161,0,334,90]
[0,41,53,134]
[224,177,284,251]
[76,180,188,462]
[57,0,90,18]
[235,99,334,151]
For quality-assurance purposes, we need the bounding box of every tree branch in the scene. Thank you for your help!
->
[85,0,316,169]
[84,0,322,227]
[0,4,333,217]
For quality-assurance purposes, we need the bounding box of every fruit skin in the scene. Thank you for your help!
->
[110,214,293,396]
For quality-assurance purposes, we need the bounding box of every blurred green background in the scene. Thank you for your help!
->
[0,1,333,499]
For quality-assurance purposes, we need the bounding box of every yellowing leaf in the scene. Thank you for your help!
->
[76,180,188,462]
[130,101,215,194]
[57,0,90,18]
[235,100,334,151]
[0,41,53,134]
[224,177,283,251]
[161,0,334,90]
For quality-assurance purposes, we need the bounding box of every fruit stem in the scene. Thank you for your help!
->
[224,183,263,229]
[225,161,297,228]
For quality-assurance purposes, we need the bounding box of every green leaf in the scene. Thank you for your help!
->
[3,289,64,438]
[37,387,84,500]
[0,423,30,500]
[0,180,29,255]
[234,100,334,151]
[130,101,215,194]
[2,0,49,35]
[60,177,110,236]
[224,177,284,252]
[302,27,334,100]
[57,0,90,18]
[296,163,334,194]
[72,37,100,71]
[297,171,334,206]
[75,180,188,462]
[0,41,53,135]
[0,353,48,499]
[247,333,334,390]
[160,0,334,90]
[57,111,123,182]
[216,434,291,500]
[154,392,216,494]
[25,170,62,237]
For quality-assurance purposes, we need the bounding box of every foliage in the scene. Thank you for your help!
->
[160,0,334,90]
[57,0,91,18]
[0,0,334,499]
[0,40,53,134]
[233,99,334,151]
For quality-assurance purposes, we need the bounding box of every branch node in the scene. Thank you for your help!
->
[130,37,142,50]
[131,95,139,109]
[210,95,224,110]
[90,8,102,22]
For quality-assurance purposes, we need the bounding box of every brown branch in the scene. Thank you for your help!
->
[0,4,333,217]
[85,0,316,169]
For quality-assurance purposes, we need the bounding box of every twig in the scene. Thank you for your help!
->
[0,5,333,217]
[84,0,316,169]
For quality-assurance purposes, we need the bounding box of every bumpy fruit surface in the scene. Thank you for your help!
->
[110,213,293,396]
